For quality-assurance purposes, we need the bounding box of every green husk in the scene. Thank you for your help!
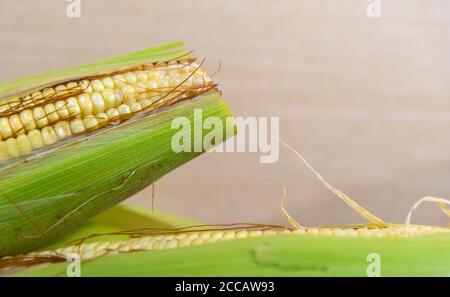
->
[0,42,185,99]
[0,43,234,257]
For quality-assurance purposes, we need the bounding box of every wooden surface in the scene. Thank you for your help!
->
[1,0,449,226]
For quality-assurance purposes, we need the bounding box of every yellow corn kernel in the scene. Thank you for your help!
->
[0,61,214,163]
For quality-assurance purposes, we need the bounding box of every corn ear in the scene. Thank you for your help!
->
[12,228,450,277]
[0,43,234,257]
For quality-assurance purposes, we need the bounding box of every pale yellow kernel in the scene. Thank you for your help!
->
[203,74,212,83]
[158,78,170,88]
[422,230,436,235]
[419,226,432,231]
[306,228,319,235]
[91,92,106,113]
[55,100,70,119]
[70,119,86,134]
[106,241,120,250]
[66,97,81,116]
[170,76,183,86]
[262,230,277,236]
[96,241,110,250]
[205,238,217,244]
[9,114,24,135]
[164,240,178,249]
[140,239,154,250]
[146,80,159,89]
[130,102,142,113]
[28,129,44,149]
[186,232,199,240]
[191,238,205,246]
[84,115,99,130]
[174,233,188,240]
[118,104,131,115]
[113,75,127,86]
[136,71,149,82]
[118,244,131,253]
[235,231,248,239]
[91,80,105,92]
[53,248,64,255]
[102,77,115,89]
[178,239,192,247]
[83,242,98,252]
[135,82,147,93]
[44,104,59,123]
[33,107,48,128]
[164,235,176,241]
[155,239,168,250]
[122,85,136,100]
[357,228,372,237]
[292,229,306,235]
[333,229,346,236]
[371,229,385,238]
[96,113,108,123]
[5,138,20,157]
[343,229,358,237]
[37,250,54,257]
[130,240,144,251]
[106,108,120,119]
[125,72,137,84]
[223,231,236,240]
[54,121,72,139]
[55,85,68,97]
[31,91,43,100]
[248,230,262,237]
[199,231,212,240]
[101,89,117,109]
[319,228,333,236]
[80,80,93,93]
[66,81,79,92]
[210,232,224,240]
[41,127,58,145]
[0,102,10,113]
[77,94,93,115]
[0,117,13,139]
[138,98,152,108]
[0,141,8,161]
[42,88,56,98]
[193,77,205,87]
[16,134,32,154]
[9,102,20,112]
[148,70,161,78]
[127,238,143,251]
[82,250,97,260]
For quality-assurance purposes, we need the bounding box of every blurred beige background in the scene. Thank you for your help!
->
[1,0,449,226]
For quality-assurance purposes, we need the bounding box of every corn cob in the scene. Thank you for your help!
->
[0,44,235,257]
[1,225,448,269]
[0,60,213,162]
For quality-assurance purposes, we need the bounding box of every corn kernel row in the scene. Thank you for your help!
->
[0,62,213,162]
[0,96,168,162]
[7,226,449,264]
